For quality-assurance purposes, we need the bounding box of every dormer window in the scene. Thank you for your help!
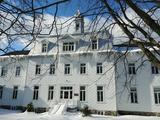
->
[92,40,98,50]
[63,42,74,52]
[42,42,48,53]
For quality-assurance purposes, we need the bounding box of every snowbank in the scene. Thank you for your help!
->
[0,109,159,120]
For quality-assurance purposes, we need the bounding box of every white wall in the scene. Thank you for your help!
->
[116,52,160,113]
[23,53,117,111]
[0,56,28,107]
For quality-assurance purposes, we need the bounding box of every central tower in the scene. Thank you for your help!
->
[74,10,84,33]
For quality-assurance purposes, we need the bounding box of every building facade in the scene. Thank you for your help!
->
[0,12,159,115]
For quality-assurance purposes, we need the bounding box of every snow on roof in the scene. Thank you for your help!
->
[1,50,30,56]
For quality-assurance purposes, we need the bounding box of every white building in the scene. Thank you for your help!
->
[0,11,159,115]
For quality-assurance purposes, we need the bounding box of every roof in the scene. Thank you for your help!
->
[113,44,138,47]
[1,50,30,56]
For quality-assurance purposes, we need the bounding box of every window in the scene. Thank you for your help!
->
[97,86,104,102]
[15,66,21,76]
[80,63,86,74]
[151,65,159,74]
[76,22,79,31]
[63,42,74,52]
[60,86,72,99]
[1,67,7,77]
[80,86,86,102]
[48,86,54,100]
[35,65,41,75]
[50,64,55,75]
[97,63,102,74]
[64,64,70,74]
[128,63,136,75]
[12,86,18,99]
[33,86,39,100]
[92,40,98,50]
[42,43,47,53]
[130,87,138,103]
[0,86,3,99]
[154,88,160,104]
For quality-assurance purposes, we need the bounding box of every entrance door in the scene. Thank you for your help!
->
[60,86,73,99]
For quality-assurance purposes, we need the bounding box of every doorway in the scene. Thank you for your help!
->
[60,86,73,99]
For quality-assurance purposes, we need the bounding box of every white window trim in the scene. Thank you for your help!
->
[151,64,159,74]
[35,64,41,75]
[62,42,75,52]
[48,86,54,101]
[64,64,72,75]
[91,38,99,50]
[1,66,7,77]
[130,87,138,104]
[96,62,103,74]
[79,86,87,102]
[41,41,48,53]
[12,86,18,100]
[15,66,21,77]
[49,64,56,75]
[97,85,105,103]
[33,85,40,100]
[153,87,160,105]
[80,63,87,75]
[128,63,136,75]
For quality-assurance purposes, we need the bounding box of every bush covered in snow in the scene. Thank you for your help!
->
[81,105,91,117]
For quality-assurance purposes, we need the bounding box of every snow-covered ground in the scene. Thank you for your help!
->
[0,109,160,120]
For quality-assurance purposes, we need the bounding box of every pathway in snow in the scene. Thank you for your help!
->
[49,102,67,115]
[54,103,66,115]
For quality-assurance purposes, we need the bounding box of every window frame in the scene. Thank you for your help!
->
[80,86,86,102]
[60,86,73,99]
[128,63,136,75]
[33,86,39,100]
[97,86,104,102]
[154,88,160,104]
[12,86,18,100]
[63,42,74,52]
[151,65,159,74]
[49,64,55,75]
[48,86,54,100]
[64,64,71,75]
[75,22,80,31]
[1,66,7,77]
[91,39,98,50]
[0,86,3,99]
[15,66,21,77]
[130,87,138,104]
[42,42,48,53]
[35,64,41,75]
[80,63,86,74]
[97,63,103,74]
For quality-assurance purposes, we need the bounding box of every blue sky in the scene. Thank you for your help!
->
[42,0,88,17]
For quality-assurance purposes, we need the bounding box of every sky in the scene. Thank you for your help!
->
[0,0,159,53]
[33,0,89,17]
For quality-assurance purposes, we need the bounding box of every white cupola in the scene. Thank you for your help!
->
[74,10,84,33]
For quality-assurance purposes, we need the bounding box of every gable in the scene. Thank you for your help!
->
[59,34,79,42]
